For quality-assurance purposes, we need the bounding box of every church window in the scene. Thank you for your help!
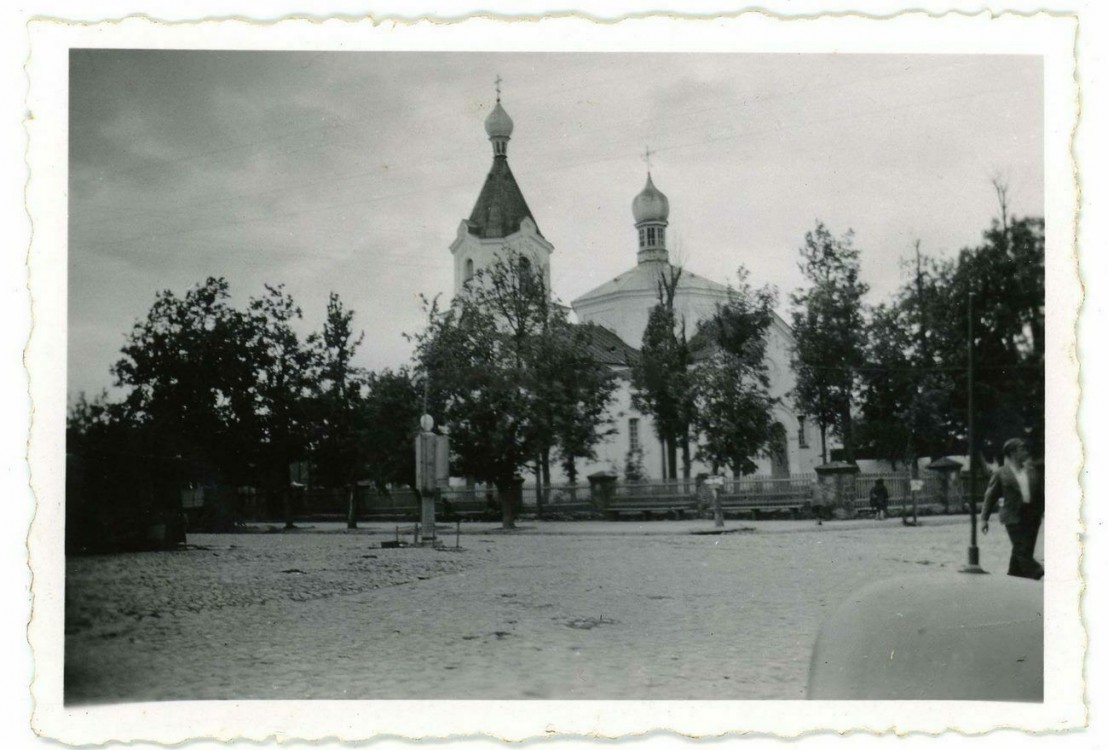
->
[646,227,656,246]
[797,416,809,449]
[657,227,665,246]
[629,418,640,453]
[639,228,647,247]
[464,258,474,282]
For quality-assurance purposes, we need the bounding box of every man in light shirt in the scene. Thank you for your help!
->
[981,438,1045,580]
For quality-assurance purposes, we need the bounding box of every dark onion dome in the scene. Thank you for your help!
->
[632,173,670,224]
[484,100,514,140]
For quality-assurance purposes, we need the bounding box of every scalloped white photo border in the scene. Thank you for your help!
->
[24,12,1083,743]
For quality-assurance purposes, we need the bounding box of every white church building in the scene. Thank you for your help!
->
[448,95,824,481]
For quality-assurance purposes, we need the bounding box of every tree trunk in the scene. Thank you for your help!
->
[497,478,516,530]
[541,451,552,519]
[534,456,544,521]
[841,407,856,463]
[346,484,358,529]
[283,489,295,530]
[667,439,678,481]
[819,424,828,464]
[681,436,692,480]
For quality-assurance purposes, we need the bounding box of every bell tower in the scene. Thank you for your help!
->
[449,80,554,296]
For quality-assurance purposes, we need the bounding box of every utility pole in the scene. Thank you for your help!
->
[962,291,986,574]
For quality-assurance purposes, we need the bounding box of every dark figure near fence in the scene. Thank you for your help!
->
[981,438,1045,580]
[869,478,889,521]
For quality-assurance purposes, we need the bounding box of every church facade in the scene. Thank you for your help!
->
[450,96,824,481]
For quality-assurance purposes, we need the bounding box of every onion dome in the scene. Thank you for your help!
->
[632,173,670,224]
[484,101,514,140]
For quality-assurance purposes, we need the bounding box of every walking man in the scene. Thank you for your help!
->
[981,438,1045,580]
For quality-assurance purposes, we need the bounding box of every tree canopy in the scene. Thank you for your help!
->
[630,265,696,479]
[789,223,869,463]
[856,200,1044,465]
[692,269,779,476]
[410,251,616,525]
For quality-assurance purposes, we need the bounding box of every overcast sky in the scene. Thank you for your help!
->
[68,50,1042,400]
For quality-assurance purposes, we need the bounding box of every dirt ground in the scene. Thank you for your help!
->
[63,516,1040,703]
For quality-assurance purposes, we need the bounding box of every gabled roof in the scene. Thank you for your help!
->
[574,322,640,367]
[467,157,542,240]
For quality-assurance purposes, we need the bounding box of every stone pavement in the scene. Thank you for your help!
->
[64,517,1032,703]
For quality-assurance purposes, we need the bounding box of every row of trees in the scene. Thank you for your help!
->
[67,279,423,511]
[68,185,1044,538]
[414,252,783,502]
[787,190,1043,470]
[626,186,1044,478]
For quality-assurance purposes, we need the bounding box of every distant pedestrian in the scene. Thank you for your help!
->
[869,478,889,520]
[981,438,1044,580]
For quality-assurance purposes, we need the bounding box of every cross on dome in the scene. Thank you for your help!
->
[641,145,655,173]
[484,83,514,150]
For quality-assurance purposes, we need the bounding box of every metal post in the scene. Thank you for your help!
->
[962,291,987,574]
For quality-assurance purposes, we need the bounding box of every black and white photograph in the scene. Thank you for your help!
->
[20,11,1088,745]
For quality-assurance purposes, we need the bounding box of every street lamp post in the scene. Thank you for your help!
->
[962,291,987,574]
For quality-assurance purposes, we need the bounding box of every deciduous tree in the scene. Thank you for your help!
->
[790,224,869,463]
[630,265,695,479]
[692,269,779,476]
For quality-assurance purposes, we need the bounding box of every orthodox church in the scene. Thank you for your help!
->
[450,94,823,480]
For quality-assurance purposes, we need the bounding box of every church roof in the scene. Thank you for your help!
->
[467,157,543,240]
[572,261,730,306]
[575,322,640,367]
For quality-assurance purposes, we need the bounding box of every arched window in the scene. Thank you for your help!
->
[464,258,474,282]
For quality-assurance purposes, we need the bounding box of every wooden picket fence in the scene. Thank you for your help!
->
[308,471,989,522]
